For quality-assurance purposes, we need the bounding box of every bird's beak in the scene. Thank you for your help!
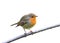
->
[36,16,38,17]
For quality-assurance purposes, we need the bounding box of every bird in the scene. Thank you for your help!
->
[11,13,37,35]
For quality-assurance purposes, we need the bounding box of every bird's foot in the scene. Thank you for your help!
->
[24,33,27,37]
[30,30,34,35]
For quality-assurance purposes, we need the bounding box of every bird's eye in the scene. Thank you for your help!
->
[31,16,34,18]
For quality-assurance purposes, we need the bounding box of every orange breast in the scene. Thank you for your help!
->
[30,17,36,25]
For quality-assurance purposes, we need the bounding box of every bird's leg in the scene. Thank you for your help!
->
[23,28,27,36]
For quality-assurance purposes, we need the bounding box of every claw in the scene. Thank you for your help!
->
[30,30,34,34]
[24,33,27,37]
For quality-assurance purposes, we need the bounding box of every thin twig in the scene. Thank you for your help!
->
[6,24,60,43]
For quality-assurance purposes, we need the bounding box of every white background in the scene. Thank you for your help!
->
[0,0,60,43]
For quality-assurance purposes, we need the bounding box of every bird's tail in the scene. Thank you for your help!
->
[11,23,17,26]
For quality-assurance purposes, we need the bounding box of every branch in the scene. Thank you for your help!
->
[6,24,60,43]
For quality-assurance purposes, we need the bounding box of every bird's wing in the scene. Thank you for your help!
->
[19,15,28,26]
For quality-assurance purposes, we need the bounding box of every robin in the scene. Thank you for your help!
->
[11,13,37,35]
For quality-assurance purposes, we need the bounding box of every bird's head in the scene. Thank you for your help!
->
[28,13,37,18]
[28,13,38,25]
